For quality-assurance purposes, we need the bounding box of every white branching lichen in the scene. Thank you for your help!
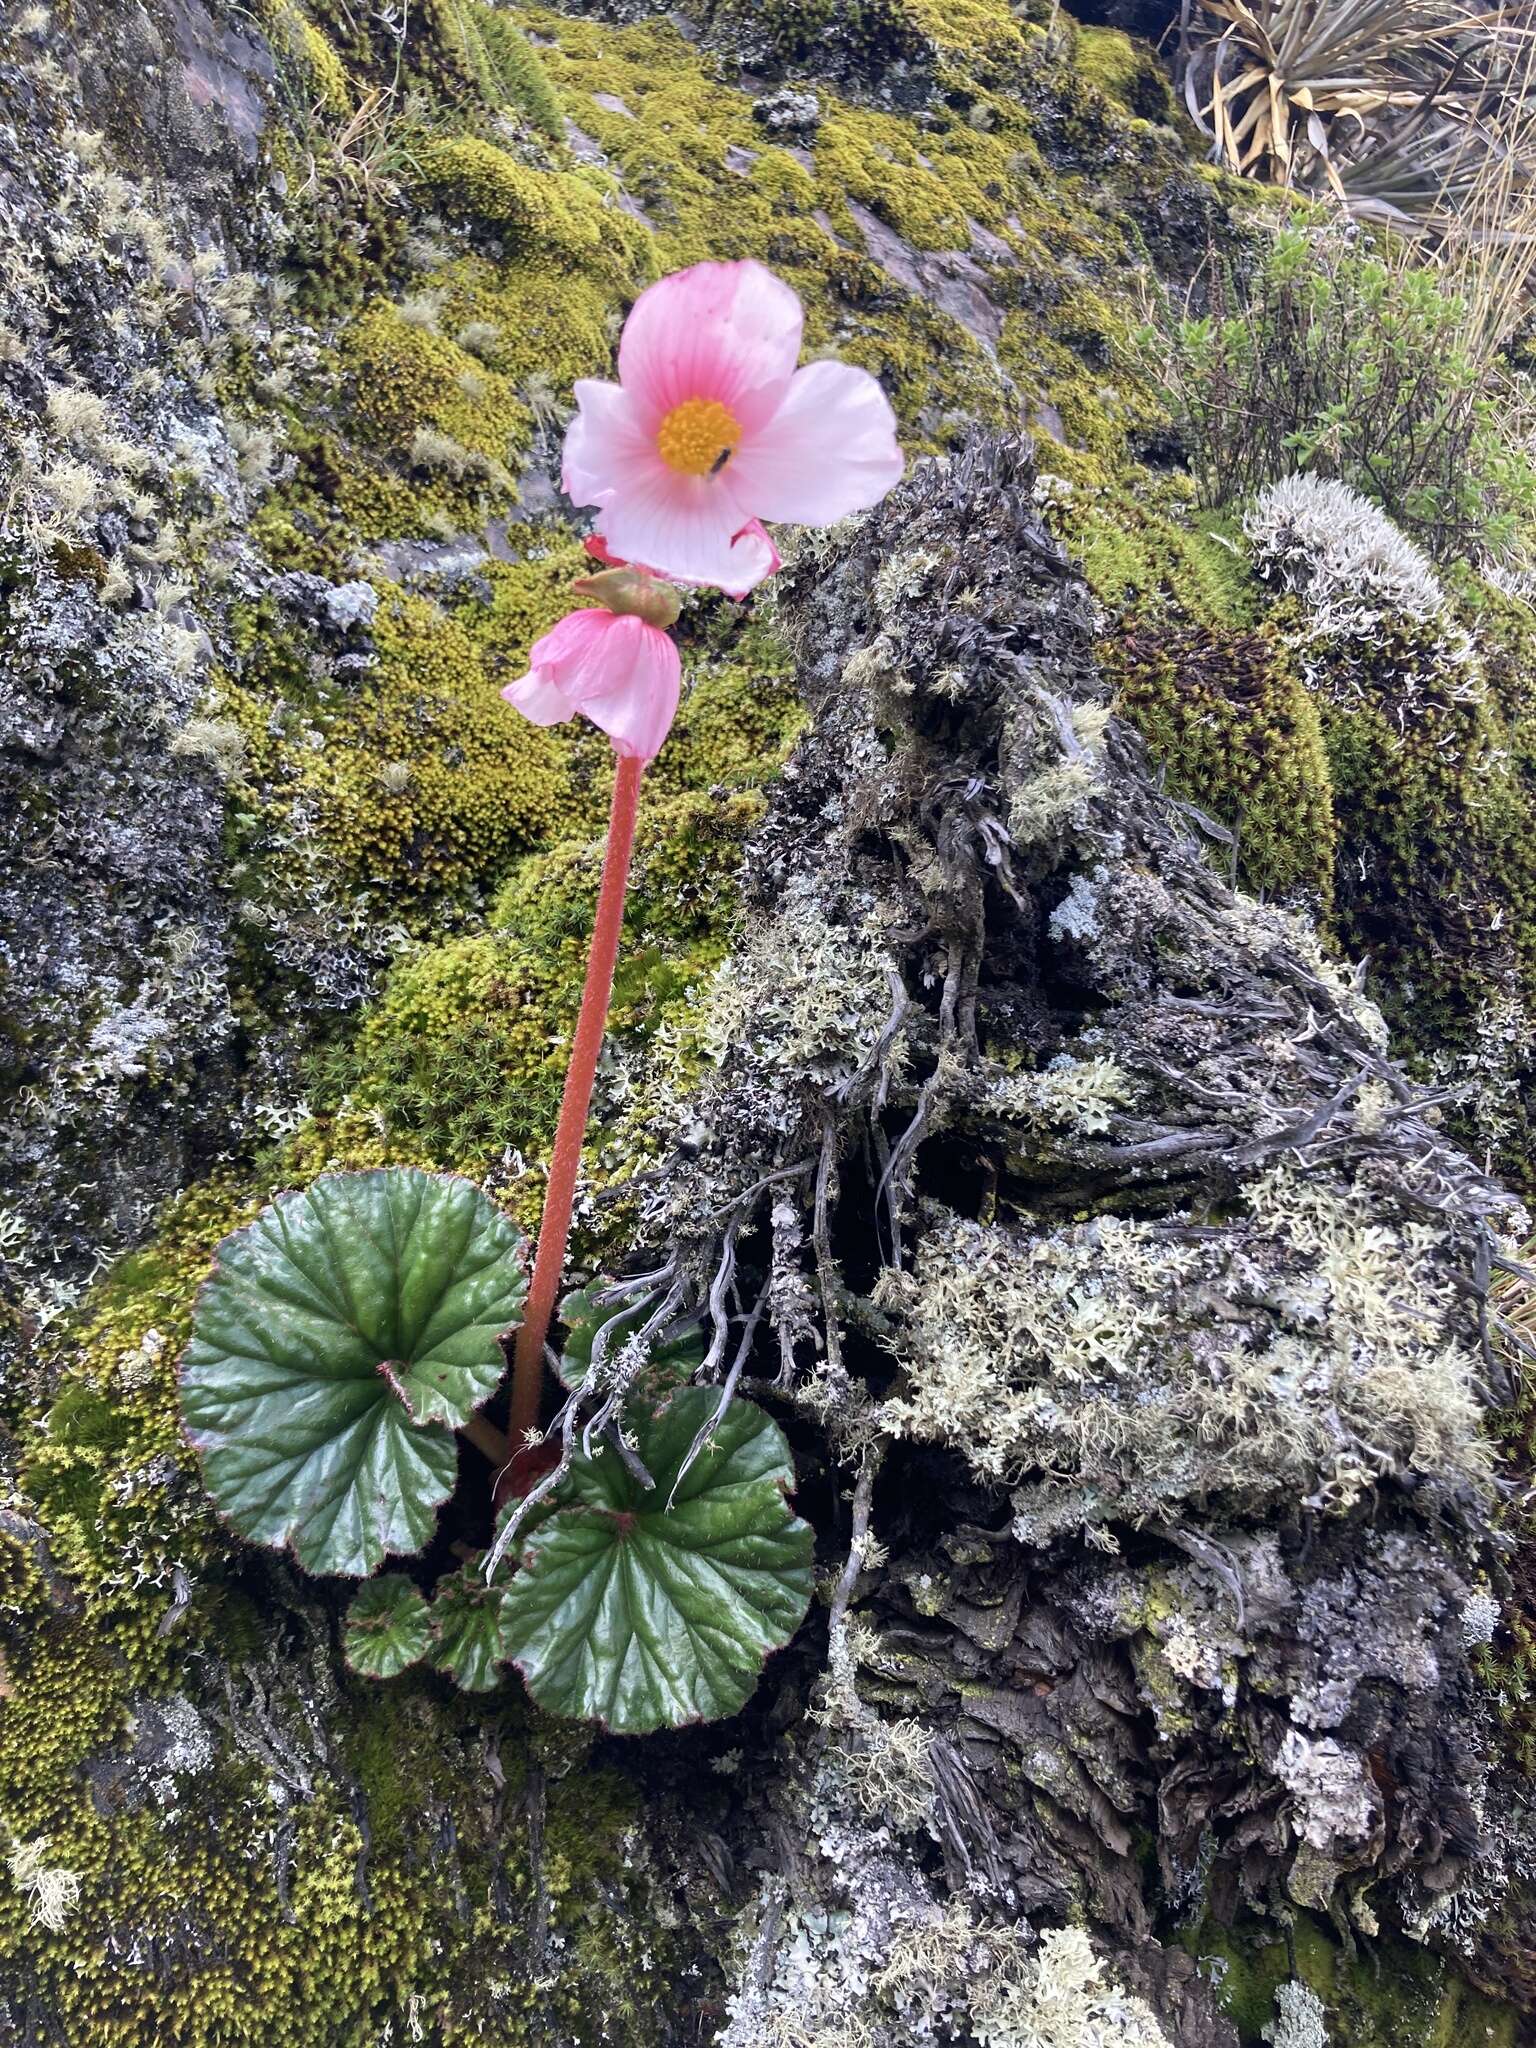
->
[877,1165,1487,1534]
[1244,474,1444,630]
[7,1839,82,1932]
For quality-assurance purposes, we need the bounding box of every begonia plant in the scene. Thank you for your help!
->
[179,259,901,1733]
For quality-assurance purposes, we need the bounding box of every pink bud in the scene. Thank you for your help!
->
[502,608,681,762]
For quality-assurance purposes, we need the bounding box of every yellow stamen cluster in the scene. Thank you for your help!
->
[657,397,740,477]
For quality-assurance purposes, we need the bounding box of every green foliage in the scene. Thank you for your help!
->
[180,1169,526,1575]
[344,1573,434,1676]
[425,1565,520,1691]
[1143,224,1536,562]
[500,1390,815,1732]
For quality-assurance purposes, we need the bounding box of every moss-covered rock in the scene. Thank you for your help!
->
[1106,614,1335,906]
[7,0,1536,2040]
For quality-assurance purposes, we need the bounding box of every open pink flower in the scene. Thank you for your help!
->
[564,260,904,593]
[583,525,781,603]
[503,608,680,761]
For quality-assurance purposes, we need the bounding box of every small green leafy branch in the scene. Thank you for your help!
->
[179,1166,814,1733]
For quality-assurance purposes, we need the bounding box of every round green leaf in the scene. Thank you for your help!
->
[500,1389,814,1733]
[345,1574,432,1679]
[557,1285,703,1395]
[180,1168,526,1576]
[430,1570,516,1693]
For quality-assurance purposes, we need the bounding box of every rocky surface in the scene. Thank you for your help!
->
[3,0,1536,2043]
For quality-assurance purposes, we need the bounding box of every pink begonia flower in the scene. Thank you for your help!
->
[503,607,680,762]
[564,259,904,593]
[583,526,781,603]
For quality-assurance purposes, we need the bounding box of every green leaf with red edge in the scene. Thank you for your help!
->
[429,1568,517,1693]
[499,1388,814,1733]
[344,1574,432,1678]
[180,1168,526,1577]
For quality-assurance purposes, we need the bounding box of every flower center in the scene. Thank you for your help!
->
[656,397,741,478]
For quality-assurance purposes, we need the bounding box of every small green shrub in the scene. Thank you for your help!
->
[1141,225,1536,563]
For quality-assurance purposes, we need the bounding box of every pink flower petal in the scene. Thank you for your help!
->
[586,519,780,599]
[502,667,574,726]
[502,610,613,729]
[617,260,803,435]
[731,360,904,525]
[500,608,681,760]
[527,608,614,671]
[563,378,655,510]
[597,464,758,592]
[574,614,681,760]
[583,533,626,570]
[716,520,781,598]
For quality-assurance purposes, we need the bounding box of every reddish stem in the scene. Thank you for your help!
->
[509,754,644,1445]
[460,1412,510,1465]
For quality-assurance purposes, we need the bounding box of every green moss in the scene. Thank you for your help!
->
[330,781,768,1182]
[474,8,565,140]
[262,0,353,114]
[1070,24,1178,121]
[517,1,1180,452]
[419,0,565,139]
[0,1618,686,2041]
[1315,617,1536,1058]
[430,252,628,398]
[341,299,529,488]
[251,425,437,568]
[1107,614,1335,907]
[221,582,572,929]
[318,588,571,890]
[1178,1910,1518,2046]
[261,0,1197,580]
[1068,487,1258,626]
[413,136,610,255]
[711,0,929,68]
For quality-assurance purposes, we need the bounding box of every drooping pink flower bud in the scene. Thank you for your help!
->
[563,259,903,594]
[502,606,681,762]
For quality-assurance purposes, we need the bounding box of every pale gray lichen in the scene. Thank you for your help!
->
[1262,1980,1328,2048]
[701,881,904,1087]
[986,1053,1137,1136]
[874,1162,1488,1532]
[719,1837,1170,2048]
[1244,474,1445,631]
